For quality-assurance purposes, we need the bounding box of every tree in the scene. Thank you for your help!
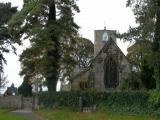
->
[151,1,160,90]
[0,2,17,78]
[126,40,155,89]
[9,0,79,92]
[127,40,152,71]
[140,58,156,89]
[0,73,8,92]
[19,46,45,93]
[59,37,94,82]
[122,0,160,90]
[74,37,94,68]
[126,0,160,50]
[18,76,32,97]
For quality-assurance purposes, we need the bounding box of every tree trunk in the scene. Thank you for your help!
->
[46,0,60,92]
[153,1,160,51]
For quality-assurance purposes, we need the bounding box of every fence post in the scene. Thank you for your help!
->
[79,96,83,112]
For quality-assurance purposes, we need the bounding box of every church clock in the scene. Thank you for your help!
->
[102,32,109,42]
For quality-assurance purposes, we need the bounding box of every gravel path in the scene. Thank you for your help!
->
[12,109,44,120]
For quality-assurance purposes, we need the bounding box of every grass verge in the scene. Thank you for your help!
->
[36,108,160,120]
[0,109,31,120]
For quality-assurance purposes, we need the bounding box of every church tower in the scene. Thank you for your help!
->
[94,29,116,56]
[93,28,131,91]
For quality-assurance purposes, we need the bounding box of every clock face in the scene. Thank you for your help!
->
[102,32,109,42]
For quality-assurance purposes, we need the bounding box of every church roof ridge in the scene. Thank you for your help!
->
[94,29,116,32]
[70,68,90,80]
[91,37,129,65]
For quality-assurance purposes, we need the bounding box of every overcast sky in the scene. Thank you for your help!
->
[1,0,136,89]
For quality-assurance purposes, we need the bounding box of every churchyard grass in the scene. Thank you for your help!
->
[37,108,160,120]
[0,109,30,120]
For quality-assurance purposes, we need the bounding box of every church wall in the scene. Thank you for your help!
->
[71,70,90,91]
[94,61,105,91]
[118,54,131,89]
[94,41,131,92]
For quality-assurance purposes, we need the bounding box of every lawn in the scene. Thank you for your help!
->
[37,108,160,120]
[0,109,30,120]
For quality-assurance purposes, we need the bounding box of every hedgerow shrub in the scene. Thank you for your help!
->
[98,91,150,114]
[38,91,98,108]
[148,90,160,115]
[38,91,160,115]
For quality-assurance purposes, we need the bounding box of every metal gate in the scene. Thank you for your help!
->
[22,97,34,109]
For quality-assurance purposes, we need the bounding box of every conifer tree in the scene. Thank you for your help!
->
[9,0,79,92]
[0,3,17,72]
[18,76,32,97]
[0,3,17,90]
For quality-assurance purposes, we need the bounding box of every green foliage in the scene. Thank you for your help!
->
[0,73,8,89]
[154,67,160,90]
[123,0,160,90]
[59,37,94,82]
[0,2,17,73]
[119,79,130,91]
[127,41,156,90]
[102,92,150,114]
[149,90,160,113]
[74,37,94,68]
[125,0,158,42]
[38,91,155,115]
[37,108,160,120]
[127,40,152,71]
[0,109,30,120]
[9,0,80,92]
[18,76,32,97]
[38,91,95,108]
[141,58,156,89]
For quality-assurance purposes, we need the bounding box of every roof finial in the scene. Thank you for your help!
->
[104,21,106,30]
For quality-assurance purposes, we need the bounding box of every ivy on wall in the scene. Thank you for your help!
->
[38,91,160,115]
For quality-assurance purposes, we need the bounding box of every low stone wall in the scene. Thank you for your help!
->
[0,95,38,109]
[0,95,22,109]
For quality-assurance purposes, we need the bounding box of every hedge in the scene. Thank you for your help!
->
[38,91,160,115]
[38,91,96,108]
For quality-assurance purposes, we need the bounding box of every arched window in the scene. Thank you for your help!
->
[104,57,118,88]
[79,81,90,90]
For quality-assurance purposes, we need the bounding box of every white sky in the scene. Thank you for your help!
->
[1,0,136,89]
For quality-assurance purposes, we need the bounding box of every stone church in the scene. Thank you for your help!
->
[70,29,131,92]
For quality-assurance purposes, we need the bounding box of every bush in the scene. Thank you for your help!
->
[148,90,160,114]
[37,91,160,115]
[38,91,97,108]
[98,92,150,114]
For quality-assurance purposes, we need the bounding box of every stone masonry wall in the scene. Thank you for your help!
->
[94,30,116,56]
[71,70,90,91]
[0,95,22,109]
[94,40,131,92]
[0,95,39,109]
